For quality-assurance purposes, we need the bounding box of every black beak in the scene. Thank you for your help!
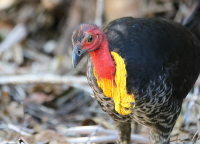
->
[72,44,87,68]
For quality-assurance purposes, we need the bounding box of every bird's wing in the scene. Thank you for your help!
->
[103,17,200,101]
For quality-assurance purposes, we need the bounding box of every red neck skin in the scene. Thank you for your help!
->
[90,34,116,85]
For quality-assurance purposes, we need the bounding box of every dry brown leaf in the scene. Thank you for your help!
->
[5,101,23,118]
[0,130,19,141]
[34,130,68,143]
[0,90,11,105]
[26,92,55,104]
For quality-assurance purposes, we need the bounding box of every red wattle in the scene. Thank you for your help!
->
[90,34,116,86]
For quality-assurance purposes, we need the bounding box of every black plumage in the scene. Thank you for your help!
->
[85,18,200,144]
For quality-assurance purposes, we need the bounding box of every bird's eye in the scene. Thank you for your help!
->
[87,35,94,43]
[77,50,81,55]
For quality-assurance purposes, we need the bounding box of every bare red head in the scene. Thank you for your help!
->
[72,23,116,81]
[72,24,104,67]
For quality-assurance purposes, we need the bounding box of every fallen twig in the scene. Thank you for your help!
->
[7,124,31,136]
[0,24,27,55]
[85,120,102,143]
[66,126,150,143]
[66,125,116,135]
[0,74,92,94]
[67,134,150,143]
[0,74,87,84]
[94,0,104,26]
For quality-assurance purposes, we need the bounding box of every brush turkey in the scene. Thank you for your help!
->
[71,17,200,144]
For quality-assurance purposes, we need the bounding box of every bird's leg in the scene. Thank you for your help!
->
[149,97,182,144]
[150,130,170,144]
[115,120,131,144]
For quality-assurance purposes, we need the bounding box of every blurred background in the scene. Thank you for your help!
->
[0,0,200,143]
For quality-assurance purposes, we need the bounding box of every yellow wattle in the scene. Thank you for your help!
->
[94,51,135,115]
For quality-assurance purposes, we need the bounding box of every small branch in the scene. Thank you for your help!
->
[66,126,116,135]
[86,120,103,143]
[0,74,87,84]
[0,24,27,55]
[0,74,92,94]
[68,135,119,143]
[66,126,150,143]
[68,134,150,143]
[7,123,31,136]
[95,0,104,26]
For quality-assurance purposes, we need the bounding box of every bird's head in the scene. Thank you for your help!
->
[72,24,104,68]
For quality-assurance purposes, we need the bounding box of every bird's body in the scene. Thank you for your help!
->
[72,17,200,144]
